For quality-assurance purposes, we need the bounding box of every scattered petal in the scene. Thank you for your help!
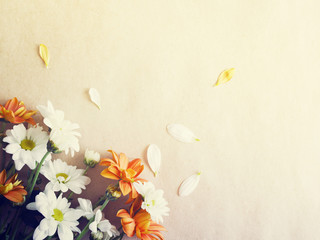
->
[39,44,50,68]
[89,88,101,110]
[147,144,161,177]
[167,124,200,143]
[214,68,235,86]
[178,172,201,197]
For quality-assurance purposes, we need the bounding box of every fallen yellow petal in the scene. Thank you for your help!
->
[39,44,50,68]
[214,68,235,86]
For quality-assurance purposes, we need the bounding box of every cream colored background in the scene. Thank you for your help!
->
[1,1,320,239]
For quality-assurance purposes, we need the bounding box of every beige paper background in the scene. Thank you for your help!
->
[1,1,320,239]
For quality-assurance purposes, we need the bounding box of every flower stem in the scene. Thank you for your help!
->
[83,165,90,175]
[6,163,15,179]
[23,230,34,240]
[93,195,107,209]
[9,215,21,240]
[27,167,37,187]
[76,198,110,240]
[26,151,50,199]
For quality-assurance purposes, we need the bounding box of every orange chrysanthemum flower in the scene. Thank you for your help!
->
[100,150,147,198]
[0,169,27,203]
[0,97,36,125]
[117,198,166,240]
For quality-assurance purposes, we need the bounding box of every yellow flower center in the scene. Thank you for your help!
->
[52,208,64,222]
[0,183,13,195]
[20,139,36,151]
[146,200,156,207]
[56,173,69,183]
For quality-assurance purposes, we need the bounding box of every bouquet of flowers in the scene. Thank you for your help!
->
[0,97,169,240]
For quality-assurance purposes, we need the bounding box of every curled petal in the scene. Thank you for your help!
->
[119,153,129,169]
[149,222,167,232]
[108,166,121,176]
[100,158,115,166]
[147,144,161,177]
[5,190,25,202]
[100,169,120,180]
[117,209,131,218]
[130,185,138,199]
[108,150,119,164]
[214,68,235,86]
[117,209,136,237]
[119,180,132,196]
[39,44,50,68]
[178,172,201,197]
[0,170,6,184]
[121,219,135,237]
[167,123,200,143]
[128,158,142,170]
[88,88,101,110]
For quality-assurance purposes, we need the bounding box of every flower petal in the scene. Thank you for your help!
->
[88,88,101,110]
[100,169,120,180]
[167,123,200,143]
[147,144,161,177]
[0,170,6,184]
[178,172,201,197]
[97,219,112,232]
[116,209,131,218]
[214,68,235,86]
[89,221,98,234]
[119,180,132,196]
[58,223,73,240]
[39,44,50,68]
[5,190,25,202]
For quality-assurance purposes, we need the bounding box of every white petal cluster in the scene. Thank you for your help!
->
[3,124,51,170]
[133,182,170,223]
[41,159,91,194]
[26,190,83,240]
[89,209,119,238]
[37,101,81,156]
[77,199,119,239]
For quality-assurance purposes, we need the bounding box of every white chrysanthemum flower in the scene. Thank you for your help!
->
[3,124,51,170]
[41,159,91,194]
[26,190,83,240]
[37,101,81,157]
[133,182,170,223]
[89,209,119,239]
[84,149,100,167]
[77,198,94,220]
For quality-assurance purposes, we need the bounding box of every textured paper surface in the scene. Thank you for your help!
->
[1,1,320,239]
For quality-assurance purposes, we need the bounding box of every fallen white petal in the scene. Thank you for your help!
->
[89,88,101,110]
[167,124,200,143]
[147,144,161,177]
[178,172,201,197]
